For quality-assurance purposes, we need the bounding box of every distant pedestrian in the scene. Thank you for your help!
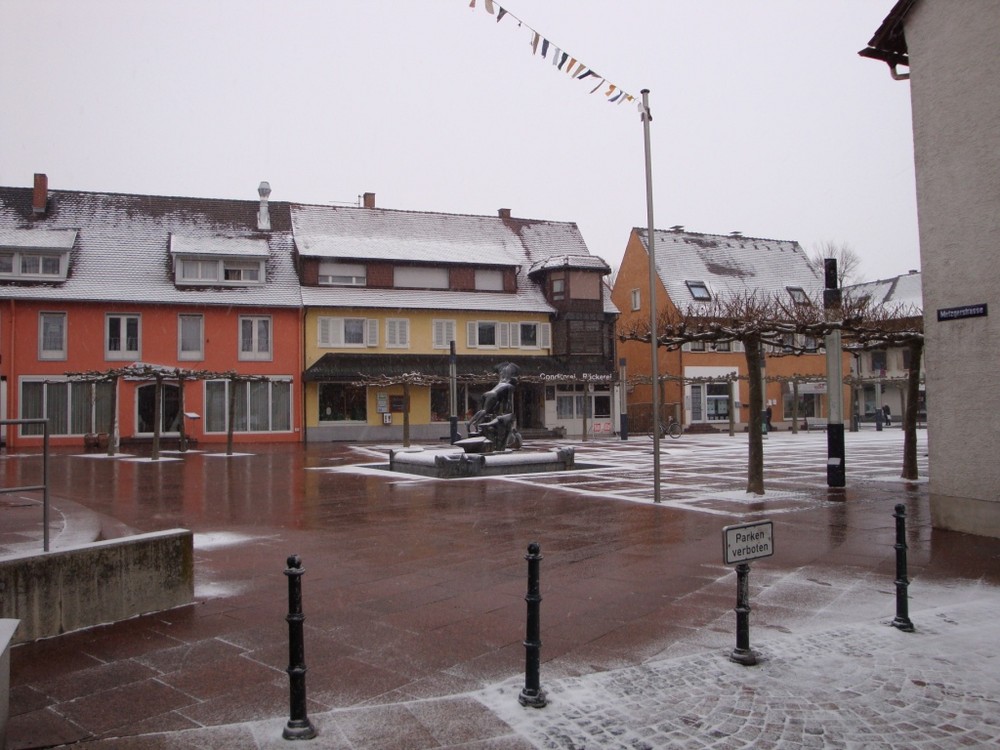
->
[765,406,773,431]
[883,404,892,426]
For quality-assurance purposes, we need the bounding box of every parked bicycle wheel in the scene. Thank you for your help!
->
[666,421,682,439]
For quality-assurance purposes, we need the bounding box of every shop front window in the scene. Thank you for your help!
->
[318,383,367,422]
[430,384,468,422]
[783,392,819,420]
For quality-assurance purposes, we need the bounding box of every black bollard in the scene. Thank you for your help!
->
[283,555,317,740]
[891,505,915,632]
[730,562,758,665]
[518,542,547,708]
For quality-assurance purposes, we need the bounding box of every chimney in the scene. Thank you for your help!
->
[362,192,376,209]
[498,208,511,219]
[257,181,271,231]
[32,173,48,216]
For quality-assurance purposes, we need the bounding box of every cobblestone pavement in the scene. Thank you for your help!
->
[7,429,1000,749]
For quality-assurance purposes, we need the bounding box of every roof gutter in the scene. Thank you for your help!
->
[858,0,917,81]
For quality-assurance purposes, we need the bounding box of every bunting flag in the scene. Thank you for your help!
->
[465,1,635,106]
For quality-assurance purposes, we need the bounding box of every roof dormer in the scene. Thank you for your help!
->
[0,228,77,282]
[169,234,269,287]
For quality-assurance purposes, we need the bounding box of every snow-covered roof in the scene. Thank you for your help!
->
[292,205,524,266]
[528,254,612,276]
[844,270,923,311]
[635,228,822,306]
[0,227,78,250]
[292,203,614,314]
[169,233,270,258]
[0,188,301,307]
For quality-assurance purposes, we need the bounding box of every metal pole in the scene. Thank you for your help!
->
[449,340,459,443]
[43,421,50,553]
[824,258,846,487]
[618,357,629,440]
[891,504,915,632]
[518,542,546,708]
[283,555,317,740]
[730,562,757,665]
[640,89,661,503]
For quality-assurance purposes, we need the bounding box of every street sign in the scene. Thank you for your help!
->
[723,520,774,565]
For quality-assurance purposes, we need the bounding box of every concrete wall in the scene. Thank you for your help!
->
[1,619,16,749]
[905,2,1000,537]
[0,530,193,644]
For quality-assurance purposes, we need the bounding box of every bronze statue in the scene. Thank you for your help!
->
[466,361,523,451]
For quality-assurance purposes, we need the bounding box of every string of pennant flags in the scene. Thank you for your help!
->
[467,0,636,106]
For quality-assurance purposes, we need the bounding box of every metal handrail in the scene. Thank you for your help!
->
[1,418,50,551]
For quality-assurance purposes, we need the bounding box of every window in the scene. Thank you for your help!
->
[786,286,810,305]
[714,341,731,352]
[431,384,469,422]
[106,314,140,360]
[394,266,448,289]
[178,314,204,360]
[39,312,66,360]
[318,262,366,286]
[176,258,263,286]
[689,340,706,352]
[317,317,378,348]
[870,350,887,374]
[317,382,367,422]
[552,277,565,301]
[685,281,711,301]
[386,319,410,348]
[510,322,552,350]
[468,320,509,348]
[433,319,457,349]
[179,259,219,282]
[20,379,113,436]
[0,229,75,281]
[475,269,504,291]
[630,288,641,311]
[223,261,260,282]
[239,316,272,360]
[205,378,292,433]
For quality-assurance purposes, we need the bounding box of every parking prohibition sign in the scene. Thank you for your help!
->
[723,520,774,565]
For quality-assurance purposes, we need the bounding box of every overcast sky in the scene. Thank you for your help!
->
[1,1,917,283]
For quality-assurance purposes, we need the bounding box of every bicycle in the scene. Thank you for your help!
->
[648,418,682,439]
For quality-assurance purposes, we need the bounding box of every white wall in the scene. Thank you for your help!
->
[906,2,1000,535]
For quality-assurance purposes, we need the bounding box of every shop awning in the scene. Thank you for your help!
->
[302,353,614,383]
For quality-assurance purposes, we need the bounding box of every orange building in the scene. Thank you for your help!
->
[0,176,302,450]
[612,227,848,432]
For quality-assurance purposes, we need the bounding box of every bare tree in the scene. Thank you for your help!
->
[809,241,863,287]
[620,290,835,495]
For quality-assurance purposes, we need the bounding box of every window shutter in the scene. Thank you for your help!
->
[318,318,331,347]
[366,319,379,347]
[510,323,521,348]
[329,318,345,347]
[467,321,478,348]
[398,319,409,347]
[498,322,510,348]
[386,320,398,347]
[540,323,551,349]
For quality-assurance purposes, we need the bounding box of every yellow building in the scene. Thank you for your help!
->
[294,197,617,441]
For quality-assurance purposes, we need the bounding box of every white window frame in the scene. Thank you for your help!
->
[318,262,366,286]
[204,377,293,433]
[105,313,141,360]
[317,317,379,348]
[630,288,641,311]
[239,315,272,361]
[786,286,810,305]
[433,319,457,350]
[0,250,68,280]
[385,318,410,349]
[223,261,261,283]
[176,257,264,286]
[178,314,204,361]
[510,321,551,350]
[468,320,508,349]
[39,312,67,360]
